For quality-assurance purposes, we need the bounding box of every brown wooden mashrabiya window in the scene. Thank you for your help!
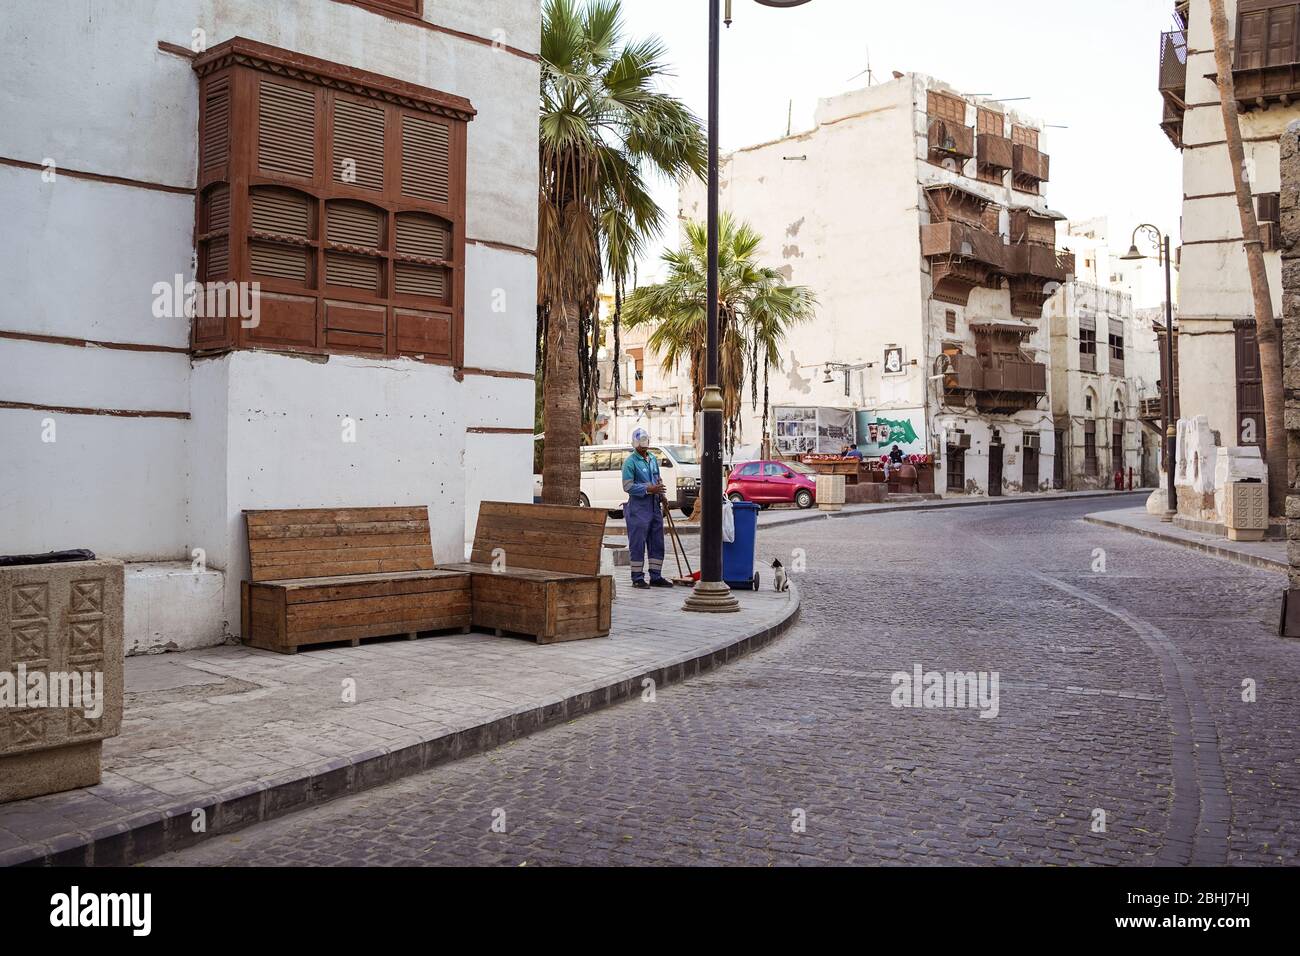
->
[191,37,474,364]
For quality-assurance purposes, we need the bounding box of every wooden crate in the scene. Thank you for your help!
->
[240,506,472,654]
[464,568,613,644]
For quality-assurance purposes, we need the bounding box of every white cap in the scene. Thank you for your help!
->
[631,428,650,449]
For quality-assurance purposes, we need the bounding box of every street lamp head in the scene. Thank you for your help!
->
[753,0,813,5]
[1120,244,1145,261]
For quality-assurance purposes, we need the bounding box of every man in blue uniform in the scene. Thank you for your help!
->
[622,429,673,589]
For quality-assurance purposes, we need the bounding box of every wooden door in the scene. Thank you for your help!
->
[1053,429,1065,489]
[988,443,1004,496]
[1235,321,1266,449]
[1022,445,1039,492]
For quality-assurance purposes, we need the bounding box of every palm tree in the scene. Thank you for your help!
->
[623,214,816,451]
[537,0,705,505]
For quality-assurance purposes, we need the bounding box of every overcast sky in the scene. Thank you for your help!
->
[616,0,1183,280]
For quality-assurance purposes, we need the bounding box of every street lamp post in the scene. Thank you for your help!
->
[1121,226,1177,521]
[685,0,812,614]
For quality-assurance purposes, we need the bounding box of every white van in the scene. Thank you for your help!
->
[581,444,700,517]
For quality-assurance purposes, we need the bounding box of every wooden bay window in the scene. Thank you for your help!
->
[191,37,474,364]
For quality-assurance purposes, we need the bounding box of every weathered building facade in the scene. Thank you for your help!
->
[0,0,540,651]
[1046,277,1163,491]
[1159,0,1290,518]
[669,74,1071,495]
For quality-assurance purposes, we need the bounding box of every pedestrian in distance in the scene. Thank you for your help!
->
[622,428,673,590]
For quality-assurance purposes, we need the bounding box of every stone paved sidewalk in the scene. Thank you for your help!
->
[1085,507,1286,573]
[0,582,798,866]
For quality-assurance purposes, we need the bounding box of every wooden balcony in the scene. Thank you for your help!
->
[977,133,1013,171]
[1012,144,1050,183]
[1158,29,1187,148]
[921,221,1006,270]
[1234,1,1300,111]
[943,354,1047,413]
[928,120,975,162]
[1007,242,1073,282]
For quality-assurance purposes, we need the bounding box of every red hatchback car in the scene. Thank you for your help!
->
[727,460,818,509]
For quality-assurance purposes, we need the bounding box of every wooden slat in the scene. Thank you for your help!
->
[441,563,586,582]
[247,531,431,554]
[246,506,428,526]
[255,544,433,568]
[287,593,472,629]
[284,615,473,648]
[476,501,607,526]
[272,569,464,588]
[284,574,469,604]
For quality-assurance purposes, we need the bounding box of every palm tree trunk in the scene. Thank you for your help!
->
[1210,0,1286,516]
[761,362,771,459]
[542,300,582,505]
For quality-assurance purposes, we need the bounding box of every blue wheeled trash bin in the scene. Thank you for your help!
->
[722,501,761,590]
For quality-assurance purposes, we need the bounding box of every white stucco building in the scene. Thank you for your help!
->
[1046,275,1163,491]
[0,0,539,652]
[1158,0,1285,518]
[665,73,1071,496]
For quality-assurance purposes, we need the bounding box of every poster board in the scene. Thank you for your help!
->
[855,408,926,457]
[774,406,857,456]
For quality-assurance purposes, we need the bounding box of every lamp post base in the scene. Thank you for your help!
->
[683,579,741,613]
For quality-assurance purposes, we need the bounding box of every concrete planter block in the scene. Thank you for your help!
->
[816,474,846,512]
[0,560,123,803]
[1224,482,1269,542]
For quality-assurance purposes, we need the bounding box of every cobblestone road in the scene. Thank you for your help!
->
[151,499,1300,866]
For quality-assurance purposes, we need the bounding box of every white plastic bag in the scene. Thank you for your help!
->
[722,494,735,544]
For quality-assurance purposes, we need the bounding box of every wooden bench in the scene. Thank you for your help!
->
[240,506,472,654]
[443,501,613,644]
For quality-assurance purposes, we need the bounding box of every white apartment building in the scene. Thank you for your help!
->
[666,73,1071,496]
[0,0,540,652]
[1046,274,1164,491]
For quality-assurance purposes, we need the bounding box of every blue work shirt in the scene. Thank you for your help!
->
[622,451,662,499]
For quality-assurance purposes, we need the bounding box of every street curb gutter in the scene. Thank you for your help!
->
[3,587,802,868]
[1084,514,1287,573]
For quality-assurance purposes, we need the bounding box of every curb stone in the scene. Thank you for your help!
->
[1084,514,1287,573]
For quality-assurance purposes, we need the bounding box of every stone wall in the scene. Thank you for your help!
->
[1282,122,1300,595]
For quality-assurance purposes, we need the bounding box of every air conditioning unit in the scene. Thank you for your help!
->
[950,431,972,449]
[1024,433,1041,449]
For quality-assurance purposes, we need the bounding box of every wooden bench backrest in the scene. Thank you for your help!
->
[245,506,435,583]
[470,501,607,576]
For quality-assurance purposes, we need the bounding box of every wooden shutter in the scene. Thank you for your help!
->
[326,200,385,293]
[394,203,453,300]
[202,79,231,171]
[201,184,231,279]
[1011,125,1039,149]
[1239,9,1268,71]
[327,201,384,247]
[977,107,1003,136]
[258,80,316,179]
[401,113,451,204]
[395,212,450,260]
[249,187,312,283]
[1265,4,1298,67]
[332,97,385,190]
[394,262,446,299]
